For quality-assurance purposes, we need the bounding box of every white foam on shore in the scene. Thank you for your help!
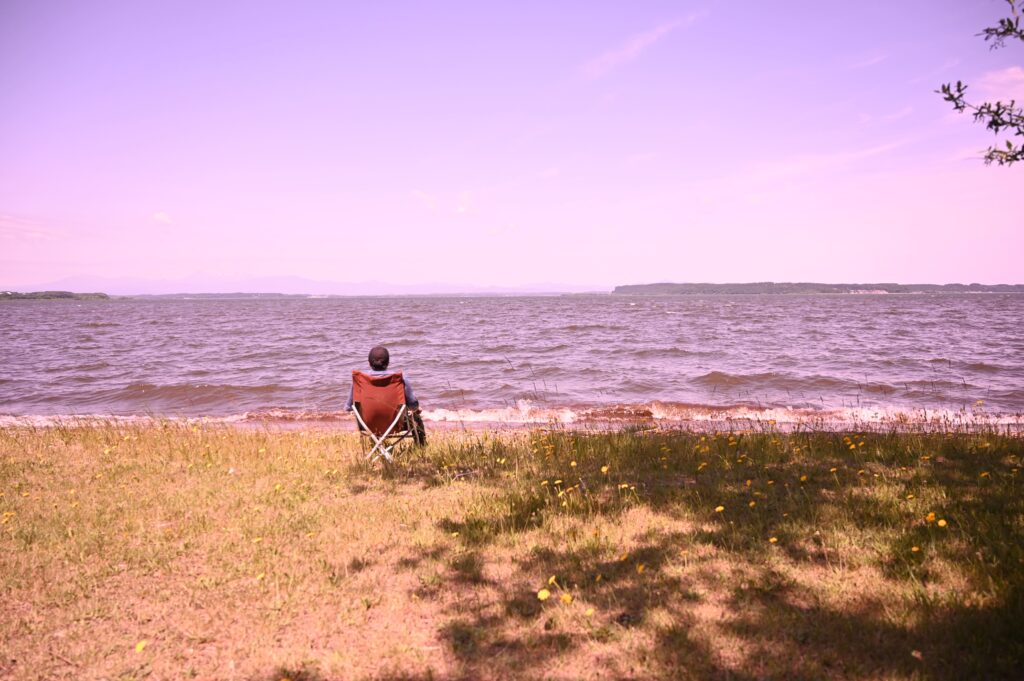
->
[1,400,1021,431]
[424,400,579,424]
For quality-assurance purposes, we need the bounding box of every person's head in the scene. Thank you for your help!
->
[368,345,390,371]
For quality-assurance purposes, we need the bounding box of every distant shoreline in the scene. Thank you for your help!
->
[612,282,1024,295]
[4,283,1024,300]
[1,290,109,301]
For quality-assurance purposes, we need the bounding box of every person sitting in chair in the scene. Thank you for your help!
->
[345,345,426,445]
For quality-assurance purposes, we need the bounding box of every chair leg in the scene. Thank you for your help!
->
[371,406,406,464]
[353,405,407,466]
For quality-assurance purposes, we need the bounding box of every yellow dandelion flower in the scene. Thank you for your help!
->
[829,467,837,473]
[619,552,629,562]
[541,480,549,486]
[906,494,914,500]
[769,537,778,544]
[767,480,775,485]
[636,563,646,574]
[560,593,573,604]
[937,519,947,528]
[595,574,603,583]
[926,512,936,523]
[799,475,807,482]
[252,537,263,544]
[858,469,866,475]
[548,575,558,586]
[980,472,990,478]
[537,588,551,601]
[601,465,609,474]
[745,479,752,487]
[134,640,148,653]
[570,461,577,467]
[849,444,856,450]
[748,501,756,508]
[451,531,459,537]
[585,607,595,617]
[554,479,563,485]
[715,505,725,513]
[911,546,920,553]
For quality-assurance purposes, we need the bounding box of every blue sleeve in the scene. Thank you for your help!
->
[404,376,419,408]
[344,383,354,411]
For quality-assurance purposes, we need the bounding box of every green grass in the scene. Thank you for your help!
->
[1,422,1022,679]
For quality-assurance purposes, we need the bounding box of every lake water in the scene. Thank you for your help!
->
[1,294,1022,427]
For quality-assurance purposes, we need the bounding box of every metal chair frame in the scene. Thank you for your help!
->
[352,402,414,463]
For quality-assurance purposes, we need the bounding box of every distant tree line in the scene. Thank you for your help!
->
[1,291,110,300]
[612,283,1024,295]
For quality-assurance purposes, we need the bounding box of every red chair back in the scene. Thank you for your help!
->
[352,371,407,436]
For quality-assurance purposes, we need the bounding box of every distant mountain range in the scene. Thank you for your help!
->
[613,282,1024,295]
[5,274,604,297]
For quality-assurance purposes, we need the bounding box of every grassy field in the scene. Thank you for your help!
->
[1,422,1022,680]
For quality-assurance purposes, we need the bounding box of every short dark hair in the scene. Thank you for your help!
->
[368,345,389,370]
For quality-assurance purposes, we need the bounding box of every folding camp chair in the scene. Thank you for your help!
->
[350,370,419,463]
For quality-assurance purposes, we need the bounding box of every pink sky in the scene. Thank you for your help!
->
[1,0,1022,291]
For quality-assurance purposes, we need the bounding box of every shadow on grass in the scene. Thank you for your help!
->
[707,576,1024,680]
[365,429,1024,679]
[253,665,329,681]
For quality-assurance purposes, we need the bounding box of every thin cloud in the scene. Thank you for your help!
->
[581,14,704,80]
[746,139,911,183]
[881,106,914,121]
[908,57,960,84]
[152,212,173,225]
[977,66,1024,102]
[0,214,61,241]
[411,189,476,216]
[859,106,914,124]
[849,52,887,70]
[410,190,437,210]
